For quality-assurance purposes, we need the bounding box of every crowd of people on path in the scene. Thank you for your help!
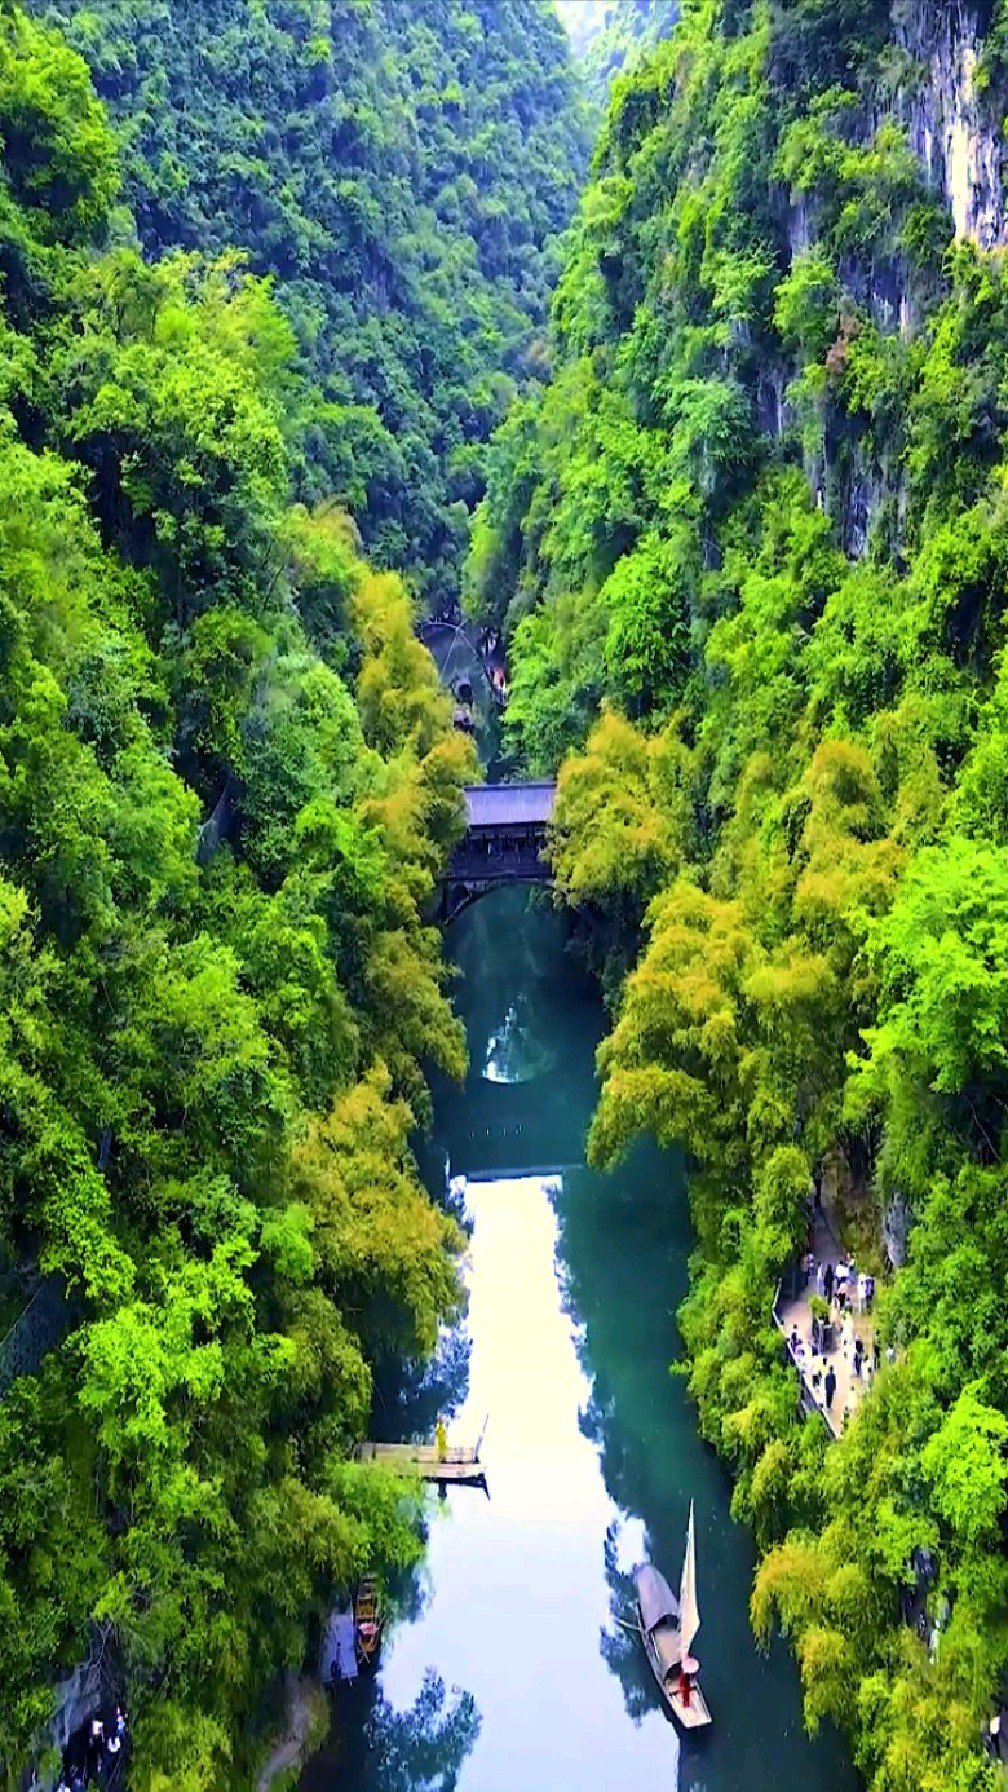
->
[805,1250,876,1320]
[785,1241,898,1426]
[57,1708,129,1792]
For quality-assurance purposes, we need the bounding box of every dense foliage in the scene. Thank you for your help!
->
[0,9,480,1785]
[28,0,591,612]
[475,1,1008,1787]
[581,1,680,101]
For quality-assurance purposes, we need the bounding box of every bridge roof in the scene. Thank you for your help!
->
[464,782,556,829]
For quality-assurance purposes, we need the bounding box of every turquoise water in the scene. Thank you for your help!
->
[301,889,856,1792]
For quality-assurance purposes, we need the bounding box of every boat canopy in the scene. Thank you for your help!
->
[636,1564,680,1633]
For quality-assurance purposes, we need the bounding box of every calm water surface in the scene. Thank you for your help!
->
[302,889,856,1792]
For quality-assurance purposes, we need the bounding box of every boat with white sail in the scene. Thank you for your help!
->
[634,1500,712,1730]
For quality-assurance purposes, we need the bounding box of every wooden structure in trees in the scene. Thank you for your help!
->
[356,1424,488,1491]
[442,782,556,922]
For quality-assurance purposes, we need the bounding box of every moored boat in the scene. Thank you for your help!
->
[635,1501,712,1730]
[353,1574,384,1671]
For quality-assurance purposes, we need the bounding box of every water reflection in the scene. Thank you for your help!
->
[371,1328,473,1446]
[371,1178,473,1442]
[483,997,556,1084]
[353,1175,683,1792]
[550,1151,854,1790]
[304,1672,480,1792]
[599,1518,657,1725]
[302,891,855,1792]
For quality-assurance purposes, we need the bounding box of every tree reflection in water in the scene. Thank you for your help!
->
[370,1167,473,1445]
[599,1518,660,1725]
[344,1671,481,1792]
[549,1162,688,1727]
[552,1167,712,1792]
[371,1326,473,1445]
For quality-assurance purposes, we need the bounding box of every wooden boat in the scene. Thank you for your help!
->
[635,1501,713,1730]
[353,1575,384,1671]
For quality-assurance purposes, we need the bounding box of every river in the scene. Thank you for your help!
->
[301,887,856,1792]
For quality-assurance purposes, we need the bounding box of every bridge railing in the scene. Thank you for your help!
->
[448,847,550,881]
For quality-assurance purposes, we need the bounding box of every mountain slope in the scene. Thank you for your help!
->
[470,3,1008,1786]
[581,0,679,99]
[0,7,483,1783]
[31,0,592,609]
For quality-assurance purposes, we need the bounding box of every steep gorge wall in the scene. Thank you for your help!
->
[899,1,1007,248]
[783,4,1008,324]
[24,0,591,614]
[487,10,1008,1781]
[777,3,1008,553]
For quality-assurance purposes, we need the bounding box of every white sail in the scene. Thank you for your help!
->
[679,1499,700,1660]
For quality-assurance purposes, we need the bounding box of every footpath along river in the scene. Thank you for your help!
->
[301,887,857,1792]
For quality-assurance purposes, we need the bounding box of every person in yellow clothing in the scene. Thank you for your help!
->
[435,1416,448,1462]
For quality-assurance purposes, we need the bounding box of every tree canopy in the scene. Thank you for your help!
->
[14,1,1008,1787]
[25,0,593,612]
[0,8,480,1783]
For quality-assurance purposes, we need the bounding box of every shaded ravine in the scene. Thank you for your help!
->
[301,888,857,1792]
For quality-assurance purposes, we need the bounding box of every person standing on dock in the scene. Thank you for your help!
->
[436,1416,448,1462]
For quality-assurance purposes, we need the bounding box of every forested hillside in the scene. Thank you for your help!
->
[28,0,590,610]
[580,1,680,100]
[472,1,1008,1786]
[0,8,481,1784]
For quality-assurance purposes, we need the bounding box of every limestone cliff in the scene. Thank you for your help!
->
[898,0,1007,248]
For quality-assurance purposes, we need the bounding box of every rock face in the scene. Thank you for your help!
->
[883,1192,911,1270]
[900,1,1008,249]
[776,4,1008,554]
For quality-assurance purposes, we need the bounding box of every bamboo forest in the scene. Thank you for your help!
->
[3,3,1008,1790]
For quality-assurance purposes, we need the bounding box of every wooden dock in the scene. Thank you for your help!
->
[356,1439,487,1489]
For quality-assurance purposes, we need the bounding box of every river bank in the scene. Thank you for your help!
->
[257,1681,329,1792]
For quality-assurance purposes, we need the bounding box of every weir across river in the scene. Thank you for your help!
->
[441,781,556,922]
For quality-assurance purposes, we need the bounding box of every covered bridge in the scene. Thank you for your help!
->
[442,782,556,921]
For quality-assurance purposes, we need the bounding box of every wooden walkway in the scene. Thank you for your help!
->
[356,1440,487,1489]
